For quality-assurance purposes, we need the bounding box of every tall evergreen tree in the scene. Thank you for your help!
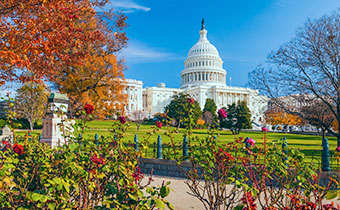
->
[220,101,252,134]
[236,101,252,133]
[165,93,202,129]
[203,98,217,118]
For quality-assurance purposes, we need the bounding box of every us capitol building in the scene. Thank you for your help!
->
[123,21,268,124]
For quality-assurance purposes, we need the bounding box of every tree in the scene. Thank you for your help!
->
[202,111,214,125]
[55,53,127,118]
[15,82,49,130]
[0,0,127,84]
[220,102,252,134]
[300,100,334,139]
[165,93,202,129]
[236,101,252,132]
[203,98,217,119]
[130,110,148,131]
[0,1,128,118]
[265,110,302,133]
[248,10,340,146]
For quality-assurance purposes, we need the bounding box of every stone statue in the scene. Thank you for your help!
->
[201,18,205,30]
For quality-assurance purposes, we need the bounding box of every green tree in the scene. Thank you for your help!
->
[15,82,49,131]
[220,101,252,134]
[165,93,202,129]
[203,98,217,118]
[236,101,252,133]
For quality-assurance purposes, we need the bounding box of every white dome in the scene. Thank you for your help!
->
[187,29,220,58]
[180,23,227,89]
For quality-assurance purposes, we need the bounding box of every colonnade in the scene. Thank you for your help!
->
[182,72,225,84]
[217,92,250,106]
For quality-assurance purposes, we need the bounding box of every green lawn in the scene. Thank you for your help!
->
[14,120,338,166]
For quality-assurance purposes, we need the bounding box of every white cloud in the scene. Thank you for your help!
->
[119,40,182,63]
[99,0,151,13]
[275,0,290,7]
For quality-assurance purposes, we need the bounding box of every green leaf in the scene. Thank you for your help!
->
[48,203,56,210]
[326,190,338,200]
[32,193,42,201]
[154,199,165,209]
[128,193,137,201]
[165,201,175,210]
[160,186,170,198]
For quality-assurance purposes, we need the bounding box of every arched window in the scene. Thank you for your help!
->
[199,61,201,66]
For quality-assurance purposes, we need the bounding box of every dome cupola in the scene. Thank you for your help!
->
[181,19,227,89]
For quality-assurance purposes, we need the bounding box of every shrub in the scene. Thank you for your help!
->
[0,112,173,209]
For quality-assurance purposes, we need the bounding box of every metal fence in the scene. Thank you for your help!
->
[4,134,340,171]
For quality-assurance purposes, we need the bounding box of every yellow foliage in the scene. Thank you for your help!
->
[197,119,205,126]
[265,110,302,126]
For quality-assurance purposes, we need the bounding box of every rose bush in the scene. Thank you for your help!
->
[163,101,339,210]
[0,108,173,210]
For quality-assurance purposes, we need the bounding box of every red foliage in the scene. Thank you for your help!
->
[187,97,195,104]
[156,121,163,129]
[84,103,94,115]
[118,116,126,124]
[13,143,24,155]
[90,153,105,167]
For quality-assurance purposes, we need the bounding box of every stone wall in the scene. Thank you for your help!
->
[139,158,201,178]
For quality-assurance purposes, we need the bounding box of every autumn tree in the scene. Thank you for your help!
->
[202,111,214,126]
[248,10,340,145]
[265,110,302,132]
[130,110,148,131]
[15,82,49,130]
[55,52,126,118]
[0,0,126,83]
[1,0,128,117]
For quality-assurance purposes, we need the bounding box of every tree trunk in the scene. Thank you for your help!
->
[338,121,340,147]
[137,124,140,131]
[177,119,181,131]
[29,119,34,131]
[322,129,326,140]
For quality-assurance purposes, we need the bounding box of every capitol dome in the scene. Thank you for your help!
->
[180,20,227,89]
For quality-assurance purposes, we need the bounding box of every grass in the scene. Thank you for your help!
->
[14,120,339,166]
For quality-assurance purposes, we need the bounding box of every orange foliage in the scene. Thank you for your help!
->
[1,0,128,117]
[197,119,205,126]
[265,110,302,126]
[332,120,339,132]
[55,52,127,118]
[0,0,127,83]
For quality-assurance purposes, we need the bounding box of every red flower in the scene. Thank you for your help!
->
[218,109,227,118]
[336,146,340,152]
[13,143,24,155]
[132,167,144,184]
[262,127,268,132]
[187,97,195,104]
[118,116,126,124]
[91,153,105,166]
[156,121,163,128]
[2,140,9,145]
[84,104,94,115]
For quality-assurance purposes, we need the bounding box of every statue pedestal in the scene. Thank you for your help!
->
[41,113,74,147]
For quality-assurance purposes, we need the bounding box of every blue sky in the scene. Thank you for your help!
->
[109,0,340,88]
